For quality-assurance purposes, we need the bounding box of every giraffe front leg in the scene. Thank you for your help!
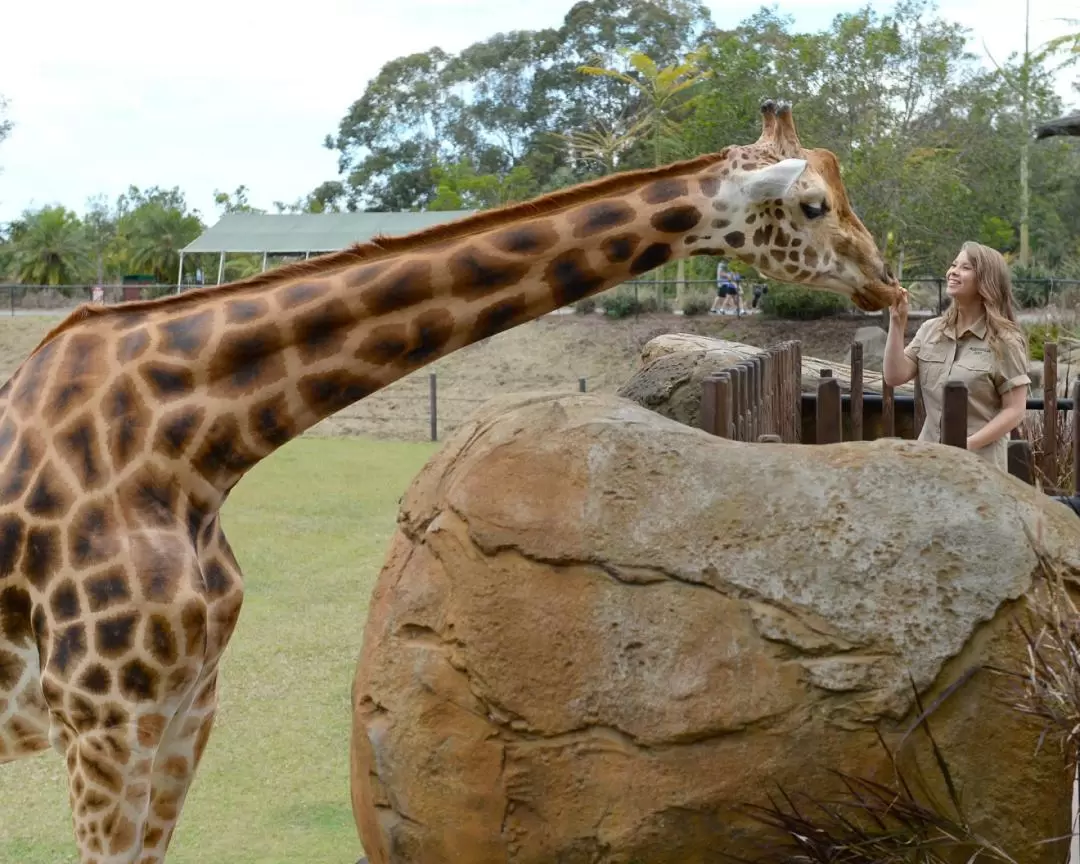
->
[138,672,220,862]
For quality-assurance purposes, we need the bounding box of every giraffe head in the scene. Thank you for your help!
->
[684,99,900,311]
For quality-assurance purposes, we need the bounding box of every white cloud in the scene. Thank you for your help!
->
[0,0,1074,224]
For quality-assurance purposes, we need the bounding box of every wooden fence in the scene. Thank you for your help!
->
[699,339,1080,496]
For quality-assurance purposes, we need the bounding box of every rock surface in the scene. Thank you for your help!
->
[351,392,1079,864]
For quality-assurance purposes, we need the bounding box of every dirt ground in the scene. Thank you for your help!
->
[0,309,887,443]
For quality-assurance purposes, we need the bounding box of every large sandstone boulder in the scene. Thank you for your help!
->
[351,392,1079,864]
[620,333,919,440]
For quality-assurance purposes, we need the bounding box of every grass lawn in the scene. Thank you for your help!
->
[0,435,439,864]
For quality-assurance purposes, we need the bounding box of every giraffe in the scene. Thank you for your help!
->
[0,99,899,863]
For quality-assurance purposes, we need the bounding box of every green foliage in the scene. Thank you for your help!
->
[759,283,852,320]
[6,206,89,285]
[574,297,597,315]
[600,293,643,318]
[680,295,711,316]
[1023,321,1068,360]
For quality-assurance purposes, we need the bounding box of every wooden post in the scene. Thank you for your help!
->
[701,375,721,435]
[429,372,438,442]
[747,360,758,442]
[816,376,842,444]
[1009,439,1035,485]
[794,341,803,443]
[1043,342,1058,487]
[941,381,968,448]
[716,373,732,439]
[1072,379,1080,494]
[737,363,750,441]
[579,377,587,393]
[914,374,925,435]
[882,382,895,438]
[850,341,864,441]
[730,367,743,441]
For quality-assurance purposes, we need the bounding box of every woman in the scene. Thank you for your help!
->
[882,241,1030,471]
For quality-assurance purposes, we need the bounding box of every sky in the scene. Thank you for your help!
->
[0,0,1076,225]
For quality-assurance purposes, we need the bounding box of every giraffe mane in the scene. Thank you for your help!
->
[29,149,733,353]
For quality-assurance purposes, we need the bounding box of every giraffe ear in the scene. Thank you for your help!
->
[742,158,808,202]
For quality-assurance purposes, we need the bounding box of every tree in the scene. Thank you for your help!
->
[113,186,204,283]
[7,206,89,285]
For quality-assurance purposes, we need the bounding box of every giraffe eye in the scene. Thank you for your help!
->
[800,201,829,220]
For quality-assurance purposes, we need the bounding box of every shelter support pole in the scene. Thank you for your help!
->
[261,251,268,272]
[176,252,185,294]
[217,252,226,285]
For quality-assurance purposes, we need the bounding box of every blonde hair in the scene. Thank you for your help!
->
[940,241,1026,358]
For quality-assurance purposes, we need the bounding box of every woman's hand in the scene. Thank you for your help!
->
[889,286,909,331]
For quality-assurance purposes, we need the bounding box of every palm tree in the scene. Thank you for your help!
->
[123,204,203,283]
[9,206,88,285]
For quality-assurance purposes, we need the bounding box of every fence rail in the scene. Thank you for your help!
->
[699,338,1080,495]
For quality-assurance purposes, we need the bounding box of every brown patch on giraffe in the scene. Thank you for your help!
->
[85,567,131,614]
[490,222,560,255]
[192,415,259,487]
[746,213,757,224]
[712,218,731,229]
[69,693,99,733]
[206,322,287,398]
[280,281,330,309]
[0,586,32,645]
[774,207,784,220]
[249,394,296,450]
[193,676,217,709]
[785,263,800,275]
[640,178,688,204]
[12,339,58,415]
[789,250,800,262]
[60,415,106,492]
[79,663,112,696]
[132,533,192,605]
[0,435,43,505]
[156,407,207,458]
[105,375,151,473]
[699,176,722,197]
[297,369,380,420]
[120,659,160,702]
[546,250,607,306]
[361,261,433,314]
[163,755,190,779]
[117,329,150,364]
[804,247,819,267]
[137,714,169,751]
[225,298,270,324]
[572,200,636,239]
[0,648,23,689]
[202,560,234,600]
[25,462,75,520]
[50,579,81,622]
[48,622,87,677]
[159,310,215,359]
[115,465,178,530]
[23,525,61,590]
[629,243,672,275]
[791,237,803,247]
[292,298,355,364]
[472,295,531,342]
[46,333,107,426]
[650,205,703,234]
[107,813,138,855]
[601,233,640,264]
[96,614,137,659]
[140,362,195,401]
[0,515,24,577]
[353,308,456,370]
[448,249,530,299]
[758,253,770,270]
[180,600,206,656]
[753,224,774,247]
[775,226,791,247]
[724,231,746,249]
[771,248,787,262]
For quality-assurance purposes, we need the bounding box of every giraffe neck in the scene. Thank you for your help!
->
[11,152,742,511]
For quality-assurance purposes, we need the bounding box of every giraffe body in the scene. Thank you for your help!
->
[0,101,898,862]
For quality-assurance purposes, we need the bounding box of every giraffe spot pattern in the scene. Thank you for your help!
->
[50,580,81,622]
[471,295,530,342]
[448,250,530,299]
[180,600,206,656]
[159,311,214,359]
[491,223,559,255]
[753,224,774,247]
[0,586,32,645]
[48,623,87,677]
[650,205,702,234]
[546,250,606,307]
[630,243,672,275]
[78,664,112,695]
[207,323,287,397]
[69,500,119,568]
[640,178,688,204]
[572,201,636,238]
[140,363,195,400]
[0,648,22,689]
[249,394,296,450]
[355,309,454,369]
[699,176,722,197]
[47,334,107,426]
[292,299,355,364]
[105,375,150,472]
[25,463,74,519]
[116,330,150,363]
[601,233,640,264]
[155,407,206,458]
[804,247,819,267]
[225,298,269,324]
[12,340,58,415]
[361,261,433,314]
[192,416,258,487]
[298,371,380,418]
[61,417,105,491]
[202,561,232,599]
[280,281,330,309]
[0,436,42,505]
[724,231,746,249]
[84,568,131,613]
[23,525,61,589]
[96,614,137,657]
[0,516,24,577]
[146,615,179,666]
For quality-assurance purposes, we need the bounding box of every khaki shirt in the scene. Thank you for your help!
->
[903,316,1030,470]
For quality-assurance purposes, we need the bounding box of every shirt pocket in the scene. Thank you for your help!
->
[917,341,950,388]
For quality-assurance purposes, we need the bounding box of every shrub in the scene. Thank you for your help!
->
[681,295,711,316]
[759,282,851,320]
[574,297,597,315]
[600,294,643,319]
[1025,321,1063,361]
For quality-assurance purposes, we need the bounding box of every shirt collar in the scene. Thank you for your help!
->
[943,316,987,340]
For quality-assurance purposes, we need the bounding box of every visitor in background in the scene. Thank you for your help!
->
[882,241,1030,472]
[711,260,742,315]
